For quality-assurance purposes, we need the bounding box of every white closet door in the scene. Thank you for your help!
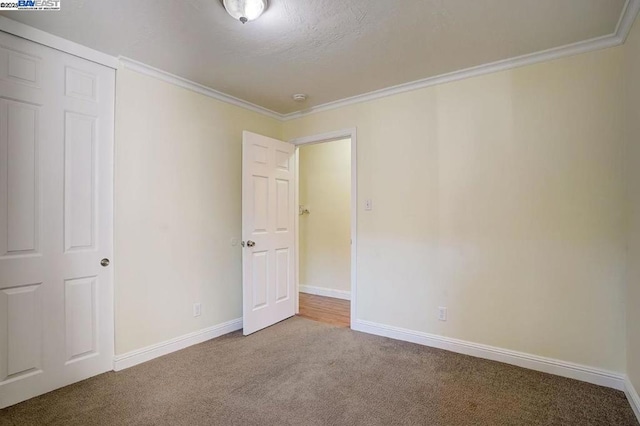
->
[0,31,114,409]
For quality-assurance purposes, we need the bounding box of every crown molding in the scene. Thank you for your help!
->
[0,16,119,69]
[282,0,640,121]
[617,0,640,42]
[2,0,638,122]
[118,57,283,120]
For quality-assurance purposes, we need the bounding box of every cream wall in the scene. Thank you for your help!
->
[114,68,281,355]
[283,47,627,372]
[114,36,633,375]
[625,15,640,395]
[299,139,351,295]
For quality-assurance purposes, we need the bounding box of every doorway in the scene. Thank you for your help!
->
[240,129,356,334]
[292,129,357,328]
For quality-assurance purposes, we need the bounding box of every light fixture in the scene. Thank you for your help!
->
[222,0,267,24]
[292,94,307,102]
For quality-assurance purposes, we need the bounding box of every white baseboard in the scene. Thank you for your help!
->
[352,319,625,391]
[299,284,351,300]
[626,376,640,423]
[110,314,639,420]
[113,318,242,371]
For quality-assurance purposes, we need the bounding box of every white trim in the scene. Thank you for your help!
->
[118,57,282,120]
[299,285,351,301]
[291,128,358,327]
[0,16,119,69]
[626,376,640,423]
[282,0,640,121]
[352,319,625,391]
[113,318,242,371]
[290,129,358,146]
[281,35,616,120]
[617,0,640,43]
[294,147,300,316]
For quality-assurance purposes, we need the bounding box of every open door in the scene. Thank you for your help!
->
[242,131,296,335]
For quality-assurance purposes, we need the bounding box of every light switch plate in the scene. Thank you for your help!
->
[438,307,447,321]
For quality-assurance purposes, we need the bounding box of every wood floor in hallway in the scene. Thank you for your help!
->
[297,293,350,327]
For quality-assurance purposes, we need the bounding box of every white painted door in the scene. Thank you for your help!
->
[0,32,114,408]
[242,131,296,335]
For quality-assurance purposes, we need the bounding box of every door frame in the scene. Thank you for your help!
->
[289,128,357,326]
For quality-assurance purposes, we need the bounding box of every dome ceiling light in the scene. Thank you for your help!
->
[222,0,268,24]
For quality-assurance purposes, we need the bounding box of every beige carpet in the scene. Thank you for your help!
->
[0,317,637,426]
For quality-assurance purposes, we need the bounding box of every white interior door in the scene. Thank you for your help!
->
[0,31,114,408]
[242,131,296,335]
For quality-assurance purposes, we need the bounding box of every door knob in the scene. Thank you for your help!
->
[246,240,255,247]
[100,258,110,267]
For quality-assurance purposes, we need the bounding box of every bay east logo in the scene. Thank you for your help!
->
[0,0,60,10]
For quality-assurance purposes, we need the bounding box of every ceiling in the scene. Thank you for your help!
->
[1,0,628,114]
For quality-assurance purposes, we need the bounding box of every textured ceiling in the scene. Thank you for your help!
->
[1,0,627,114]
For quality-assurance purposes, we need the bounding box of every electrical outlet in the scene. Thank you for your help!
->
[365,199,373,211]
[193,303,202,317]
[438,307,447,321]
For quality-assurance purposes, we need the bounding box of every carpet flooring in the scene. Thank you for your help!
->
[0,317,637,426]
